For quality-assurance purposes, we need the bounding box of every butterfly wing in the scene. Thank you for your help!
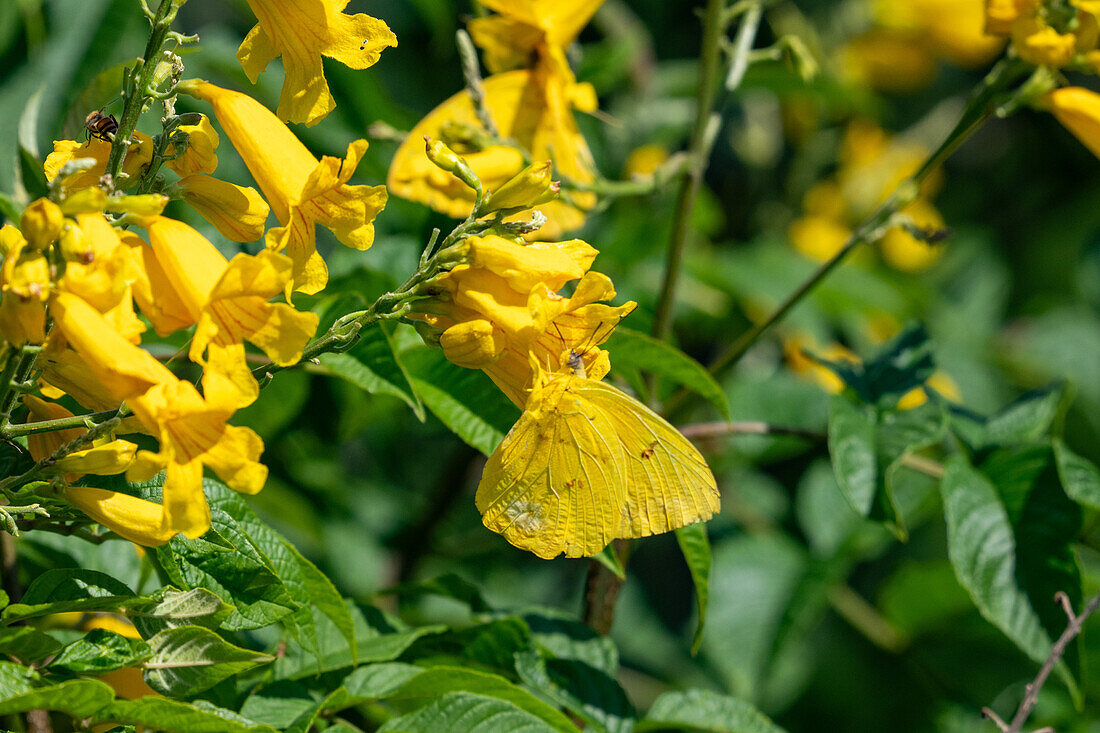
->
[574,380,720,538]
[476,376,626,559]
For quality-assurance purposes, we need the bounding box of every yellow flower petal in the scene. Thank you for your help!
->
[119,231,193,337]
[44,134,154,190]
[165,114,220,178]
[176,174,270,243]
[54,440,138,475]
[238,0,396,126]
[50,291,173,402]
[20,199,64,250]
[1048,86,1100,160]
[64,486,177,546]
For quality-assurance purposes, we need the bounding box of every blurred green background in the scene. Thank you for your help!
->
[4,0,1100,730]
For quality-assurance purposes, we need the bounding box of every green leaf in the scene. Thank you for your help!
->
[515,649,636,733]
[605,328,730,418]
[402,345,520,455]
[143,626,274,698]
[0,625,62,664]
[827,396,945,537]
[523,612,618,677]
[319,322,424,420]
[675,522,712,655]
[411,617,533,673]
[379,691,574,732]
[638,689,786,733]
[130,587,235,634]
[382,572,493,613]
[387,667,578,732]
[273,602,445,679]
[0,190,20,225]
[939,455,1068,675]
[3,568,136,623]
[18,145,48,200]
[947,383,1065,451]
[337,662,425,704]
[49,629,152,674]
[0,661,114,717]
[828,396,877,517]
[92,697,279,733]
[591,545,626,579]
[281,539,357,670]
[1053,438,1100,509]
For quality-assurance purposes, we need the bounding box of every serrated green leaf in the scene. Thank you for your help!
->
[130,587,235,634]
[3,568,136,623]
[387,667,578,732]
[379,691,573,732]
[319,322,424,419]
[143,625,274,698]
[0,625,62,663]
[515,649,636,733]
[524,611,618,677]
[939,454,1074,689]
[0,661,114,717]
[605,328,730,418]
[1053,438,1100,509]
[49,629,151,674]
[273,602,445,679]
[238,681,319,730]
[675,522,711,655]
[92,697,279,733]
[330,662,424,708]
[411,617,533,673]
[282,539,357,670]
[638,689,786,733]
[947,383,1065,451]
[402,346,520,455]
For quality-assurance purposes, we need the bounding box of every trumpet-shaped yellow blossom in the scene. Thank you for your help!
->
[165,114,220,178]
[389,72,597,239]
[51,292,267,539]
[1047,86,1100,159]
[390,0,603,240]
[174,174,270,243]
[64,486,178,546]
[412,235,633,406]
[118,231,192,338]
[141,216,318,406]
[45,133,154,190]
[182,80,387,296]
[237,0,397,126]
[57,214,146,344]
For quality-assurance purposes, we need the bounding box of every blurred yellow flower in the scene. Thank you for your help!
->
[237,0,397,126]
[897,371,962,409]
[624,144,670,180]
[183,80,387,296]
[389,0,604,240]
[784,335,856,395]
[1047,86,1100,159]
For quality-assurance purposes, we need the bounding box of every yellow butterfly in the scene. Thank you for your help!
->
[476,351,720,559]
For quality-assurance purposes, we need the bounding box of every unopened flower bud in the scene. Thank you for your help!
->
[0,225,24,259]
[20,199,64,250]
[59,221,94,264]
[111,194,169,217]
[60,187,109,215]
[425,137,463,173]
[482,161,559,213]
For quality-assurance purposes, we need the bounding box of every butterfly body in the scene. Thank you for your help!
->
[476,367,720,559]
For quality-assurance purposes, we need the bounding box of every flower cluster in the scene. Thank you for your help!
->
[388,0,604,239]
[789,120,945,273]
[2,0,395,544]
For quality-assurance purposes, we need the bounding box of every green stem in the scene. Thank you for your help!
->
[650,0,762,343]
[103,0,178,188]
[703,57,1027,382]
[0,344,42,431]
[0,412,125,496]
[2,408,122,439]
